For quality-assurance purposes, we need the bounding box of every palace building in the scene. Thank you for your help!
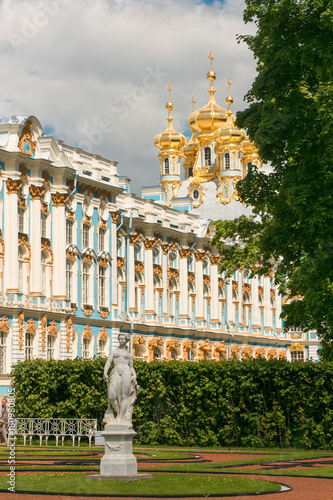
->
[0,54,319,394]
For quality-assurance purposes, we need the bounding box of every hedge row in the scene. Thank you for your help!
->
[12,358,333,448]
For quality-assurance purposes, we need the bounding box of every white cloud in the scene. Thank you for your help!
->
[0,0,256,193]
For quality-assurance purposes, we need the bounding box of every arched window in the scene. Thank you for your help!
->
[242,292,251,327]
[47,335,56,360]
[82,263,91,304]
[204,147,211,166]
[203,258,209,274]
[25,332,34,360]
[66,260,74,301]
[154,347,161,360]
[98,227,106,253]
[169,252,177,268]
[135,272,143,313]
[18,207,25,233]
[98,266,107,306]
[225,152,230,169]
[188,167,193,178]
[153,247,160,265]
[18,246,25,292]
[82,337,91,359]
[41,250,51,297]
[134,242,141,261]
[41,213,48,238]
[66,219,74,245]
[232,289,238,324]
[167,279,177,318]
[82,223,90,249]
[187,255,193,272]
[164,158,169,174]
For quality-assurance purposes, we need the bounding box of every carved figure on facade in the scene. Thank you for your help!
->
[203,276,211,286]
[231,345,240,359]
[267,348,277,360]
[242,283,251,294]
[218,278,225,289]
[258,287,264,297]
[111,211,119,224]
[166,339,180,360]
[279,350,287,360]
[103,332,140,427]
[188,272,195,283]
[242,346,253,360]
[41,240,54,264]
[255,347,266,359]
[148,337,163,362]
[18,120,37,157]
[117,257,126,270]
[167,268,179,282]
[99,327,108,340]
[135,262,145,275]
[288,342,305,351]
[232,281,239,292]
[0,316,10,332]
[26,318,37,334]
[198,339,212,360]
[153,265,162,278]
[182,340,196,361]
[213,341,227,361]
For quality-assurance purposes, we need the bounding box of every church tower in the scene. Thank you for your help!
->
[154,84,185,202]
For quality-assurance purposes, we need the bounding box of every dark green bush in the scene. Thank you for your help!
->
[12,358,333,448]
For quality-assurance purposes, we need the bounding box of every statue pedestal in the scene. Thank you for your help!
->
[87,424,153,481]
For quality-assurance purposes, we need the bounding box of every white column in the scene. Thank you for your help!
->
[179,249,189,318]
[144,241,154,313]
[195,252,205,320]
[128,240,135,310]
[162,245,169,316]
[226,280,233,324]
[210,256,220,322]
[30,186,44,294]
[276,292,283,331]
[264,275,272,328]
[52,193,67,297]
[111,212,118,308]
[251,275,260,327]
[5,179,21,291]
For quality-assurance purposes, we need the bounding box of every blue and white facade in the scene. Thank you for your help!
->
[0,110,319,394]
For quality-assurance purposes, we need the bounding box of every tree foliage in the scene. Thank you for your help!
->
[213,0,333,347]
[12,358,333,449]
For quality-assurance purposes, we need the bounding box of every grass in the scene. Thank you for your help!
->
[0,472,280,496]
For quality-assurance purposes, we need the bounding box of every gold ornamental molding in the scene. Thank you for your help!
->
[18,197,26,209]
[0,315,10,331]
[111,211,119,224]
[83,308,93,317]
[188,272,196,284]
[100,310,108,319]
[52,192,69,207]
[18,312,24,350]
[203,276,211,286]
[26,318,37,334]
[19,166,29,182]
[135,261,145,275]
[42,172,51,188]
[232,281,239,292]
[117,257,126,270]
[166,339,180,360]
[41,202,49,214]
[279,350,287,360]
[48,320,59,336]
[6,179,22,194]
[167,268,179,282]
[99,327,108,340]
[82,325,93,339]
[153,265,162,278]
[144,238,159,250]
[270,289,276,298]
[242,283,251,294]
[41,315,47,352]
[130,233,142,246]
[218,278,225,289]
[0,237,5,257]
[288,342,305,351]
[41,240,54,264]
[148,337,163,362]
[66,317,72,353]
[133,335,145,348]
[29,185,45,200]
[179,248,192,259]
[258,286,264,297]
[162,244,170,254]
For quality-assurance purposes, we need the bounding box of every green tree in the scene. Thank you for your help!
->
[212,0,333,351]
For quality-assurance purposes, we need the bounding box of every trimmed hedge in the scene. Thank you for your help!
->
[12,358,333,448]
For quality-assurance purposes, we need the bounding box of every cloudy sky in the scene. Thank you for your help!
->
[0,0,257,194]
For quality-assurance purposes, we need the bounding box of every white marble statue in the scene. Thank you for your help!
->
[103,333,140,427]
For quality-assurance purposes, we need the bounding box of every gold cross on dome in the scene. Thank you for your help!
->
[191,94,196,111]
[227,75,232,94]
[208,49,214,69]
[167,82,172,100]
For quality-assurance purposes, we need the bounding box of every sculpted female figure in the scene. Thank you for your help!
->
[103,333,140,427]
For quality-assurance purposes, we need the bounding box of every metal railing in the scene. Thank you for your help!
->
[14,418,97,446]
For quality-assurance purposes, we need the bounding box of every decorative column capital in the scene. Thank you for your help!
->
[180,247,192,259]
[6,179,22,194]
[162,244,170,254]
[195,251,206,262]
[29,185,45,200]
[52,192,69,206]
[211,255,221,266]
[144,238,158,250]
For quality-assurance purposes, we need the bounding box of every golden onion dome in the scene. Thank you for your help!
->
[188,50,228,133]
[215,77,246,144]
[154,83,186,151]
[183,130,199,159]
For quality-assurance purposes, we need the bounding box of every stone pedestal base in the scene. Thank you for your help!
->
[99,424,139,477]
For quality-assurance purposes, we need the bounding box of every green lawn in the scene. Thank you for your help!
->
[0,472,280,496]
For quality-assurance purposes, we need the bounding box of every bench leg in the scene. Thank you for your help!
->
[56,436,59,447]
